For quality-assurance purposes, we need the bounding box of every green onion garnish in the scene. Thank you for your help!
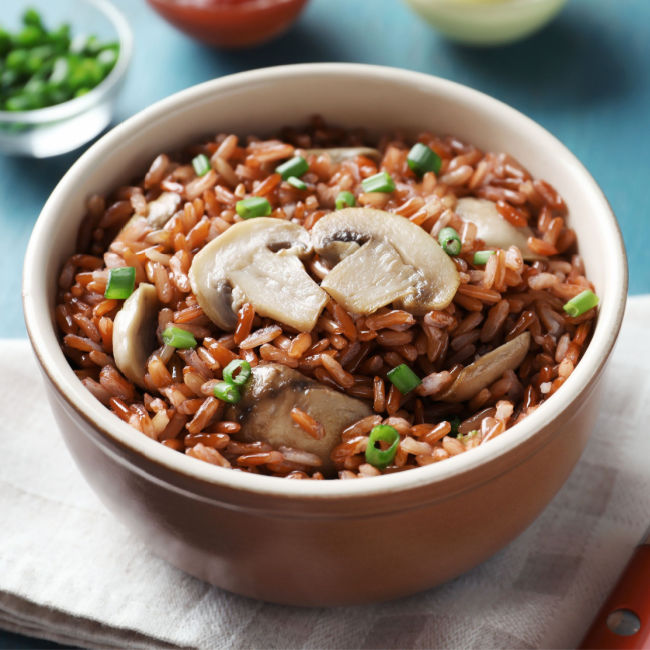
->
[407,143,441,176]
[222,359,252,387]
[192,153,211,177]
[563,289,599,317]
[449,416,461,437]
[276,155,308,180]
[335,190,356,210]
[438,226,462,256]
[365,424,400,470]
[0,9,119,113]
[387,363,421,395]
[23,8,43,28]
[457,429,479,444]
[213,382,241,404]
[287,176,307,190]
[473,250,495,265]
[104,266,135,299]
[162,325,197,349]
[361,171,395,194]
[235,196,272,219]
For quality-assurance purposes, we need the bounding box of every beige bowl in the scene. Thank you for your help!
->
[23,64,627,606]
[403,0,568,46]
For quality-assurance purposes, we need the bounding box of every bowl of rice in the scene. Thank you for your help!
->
[23,63,627,606]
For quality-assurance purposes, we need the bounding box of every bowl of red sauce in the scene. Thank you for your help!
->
[147,0,310,48]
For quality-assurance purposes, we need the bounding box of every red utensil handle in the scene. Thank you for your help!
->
[579,545,650,649]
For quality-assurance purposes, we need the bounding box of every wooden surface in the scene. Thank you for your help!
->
[1,0,648,646]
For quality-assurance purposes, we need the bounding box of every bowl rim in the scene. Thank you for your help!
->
[148,0,304,8]
[404,0,566,9]
[22,62,628,501]
[0,0,133,125]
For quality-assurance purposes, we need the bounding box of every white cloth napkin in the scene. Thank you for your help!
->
[1,296,649,650]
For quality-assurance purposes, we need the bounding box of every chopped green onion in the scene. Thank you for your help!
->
[15,25,45,48]
[0,68,18,89]
[365,424,400,470]
[387,363,421,395]
[287,176,307,190]
[235,196,272,219]
[213,382,241,404]
[104,266,135,299]
[449,416,461,437]
[222,359,252,387]
[0,30,10,57]
[162,326,197,349]
[276,155,308,180]
[82,35,102,56]
[192,153,211,177]
[473,250,495,265]
[69,33,89,54]
[49,56,68,84]
[97,47,118,70]
[438,226,462,256]
[0,15,118,114]
[361,171,395,193]
[335,190,356,210]
[457,429,479,444]
[26,45,54,74]
[76,57,103,87]
[407,142,442,176]
[6,49,29,72]
[563,289,599,317]
[23,8,44,29]
[5,94,34,111]
[49,24,71,52]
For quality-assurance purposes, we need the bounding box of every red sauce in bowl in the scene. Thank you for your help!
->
[147,0,310,48]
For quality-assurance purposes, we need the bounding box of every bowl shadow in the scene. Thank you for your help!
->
[186,22,361,76]
[437,7,634,109]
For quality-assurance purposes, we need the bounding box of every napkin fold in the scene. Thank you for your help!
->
[1,297,649,650]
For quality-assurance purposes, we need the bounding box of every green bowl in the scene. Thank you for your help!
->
[403,0,568,46]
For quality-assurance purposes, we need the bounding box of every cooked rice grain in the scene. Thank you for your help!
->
[57,118,595,479]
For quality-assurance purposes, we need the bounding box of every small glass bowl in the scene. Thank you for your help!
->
[402,0,568,47]
[0,0,132,158]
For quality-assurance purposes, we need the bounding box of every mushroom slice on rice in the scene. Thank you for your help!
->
[190,218,328,332]
[311,207,460,315]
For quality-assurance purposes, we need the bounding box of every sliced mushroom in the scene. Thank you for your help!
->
[112,283,159,388]
[454,197,543,260]
[439,332,531,403]
[147,191,181,228]
[227,363,372,474]
[317,239,424,315]
[304,147,382,164]
[189,218,328,332]
[311,208,460,315]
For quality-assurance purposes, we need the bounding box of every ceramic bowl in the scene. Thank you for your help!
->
[403,0,568,46]
[146,0,310,49]
[22,63,627,606]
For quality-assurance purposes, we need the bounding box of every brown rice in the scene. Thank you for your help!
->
[56,116,597,480]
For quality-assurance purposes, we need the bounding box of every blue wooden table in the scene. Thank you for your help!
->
[1,0,648,646]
